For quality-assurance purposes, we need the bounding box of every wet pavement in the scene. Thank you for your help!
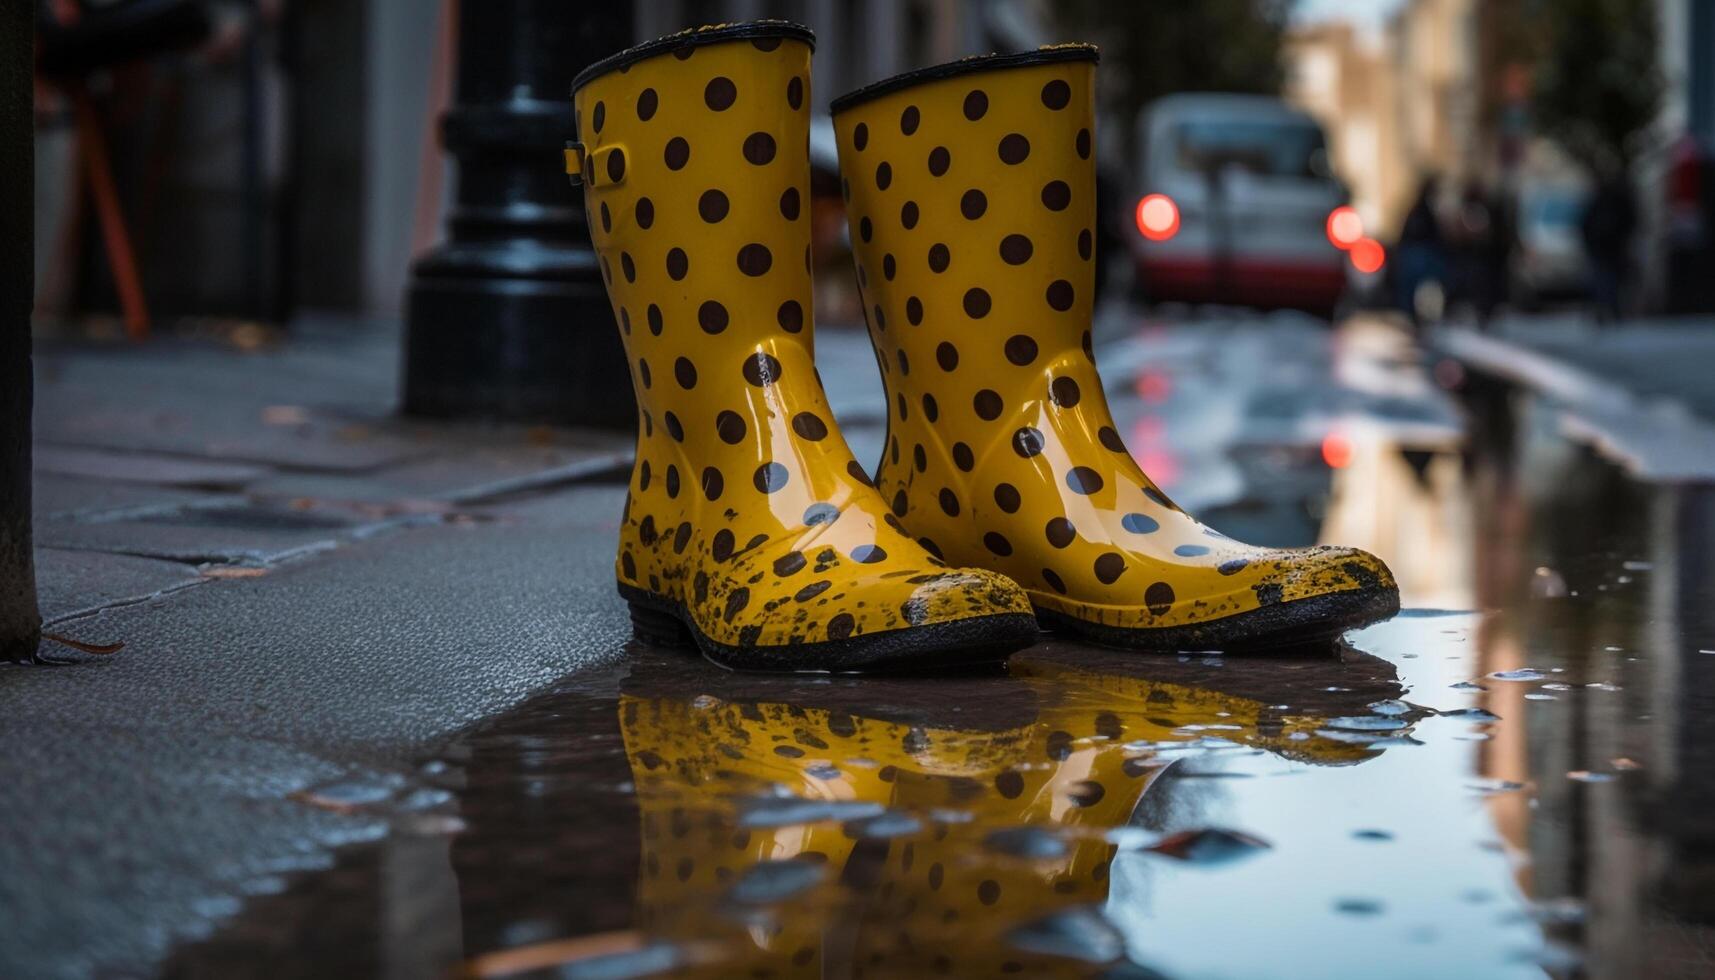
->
[15,309,1715,978]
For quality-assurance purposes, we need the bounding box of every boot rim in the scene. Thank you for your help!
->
[829,44,1099,115]
[572,20,816,96]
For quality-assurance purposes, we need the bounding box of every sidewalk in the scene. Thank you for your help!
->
[1431,313,1715,481]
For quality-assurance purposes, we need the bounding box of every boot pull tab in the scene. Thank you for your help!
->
[575,144,628,189]
[564,141,586,187]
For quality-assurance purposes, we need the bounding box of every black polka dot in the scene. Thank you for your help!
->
[1121,512,1159,534]
[963,90,988,120]
[891,488,908,516]
[665,465,680,498]
[1047,279,1075,311]
[701,467,723,500]
[978,880,1001,905]
[928,243,950,273]
[792,412,828,440]
[963,288,991,318]
[1045,517,1076,548]
[901,201,919,228]
[737,244,772,276]
[859,216,873,242]
[637,88,658,120]
[922,392,938,420]
[620,252,636,282]
[774,551,807,577]
[1094,552,1126,584]
[932,488,958,516]
[1000,234,1033,264]
[851,544,886,564]
[618,307,630,334]
[854,121,872,150]
[647,304,664,335]
[1144,486,1175,509]
[882,254,896,280]
[1004,334,1038,365]
[827,612,855,640]
[638,460,651,492]
[895,392,908,420]
[635,197,655,229]
[742,352,783,386]
[779,186,801,220]
[953,443,974,471]
[872,304,886,330]
[984,532,1013,556]
[754,462,790,493]
[698,301,728,334]
[1050,376,1081,407]
[699,189,729,223]
[599,202,612,232]
[1219,558,1249,575]
[606,147,625,183]
[1078,228,1093,260]
[716,410,746,444]
[752,35,781,51]
[666,248,688,280]
[936,342,959,371]
[961,189,987,219]
[743,131,776,165]
[664,137,690,170]
[875,161,892,189]
[1076,128,1091,159]
[928,146,950,176]
[847,460,873,486]
[787,76,803,110]
[636,359,651,387]
[998,133,1030,164]
[1042,568,1067,593]
[674,357,697,389]
[901,105,920,134]
[995,770,1024,798]
[1042,180,1071,210]
[906,297,923,325]
[1012,427,1045,457]
[1041,79,1071,109]
[895,347,909,372]
[994,483,1021,512]
[973,389,1003,420]
[777,299,804,333]
[705,77,737,111]
[711,529,735,561]
[804,502,838,525]
[1145,581,1176,615]
[1066,466,1103,494]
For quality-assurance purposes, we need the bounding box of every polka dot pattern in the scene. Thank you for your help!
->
[576,31,1032,658]
[831,52,1395,639]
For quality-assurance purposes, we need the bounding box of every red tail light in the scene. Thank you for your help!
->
[1136,194,1179,241]
[1326,205,1363,249]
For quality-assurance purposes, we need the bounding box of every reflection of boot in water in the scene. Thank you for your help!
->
[614,647,1415,975]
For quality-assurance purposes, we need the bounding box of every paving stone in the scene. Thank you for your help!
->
[34,446,270,489]
[33,547,205,623]
[33,472,213,522]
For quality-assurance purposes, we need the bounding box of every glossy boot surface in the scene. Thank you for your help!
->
[829,48,1399,651]
[572,23,1037,671]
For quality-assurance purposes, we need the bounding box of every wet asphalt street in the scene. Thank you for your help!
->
[17,306,1715,978]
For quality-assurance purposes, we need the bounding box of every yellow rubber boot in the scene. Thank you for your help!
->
[570,23,1036,671]
[829,48,1399,651]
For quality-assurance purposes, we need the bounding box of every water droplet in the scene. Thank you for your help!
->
[1531,566,1568,598]
[1352,829,1394,841]
[1468,778,1527,794]
[1540,683,1573,691]
[1566,770,1614,783]
[1525,693,1557,701]
[728,858,827,904]
[1586,682,1621,692]
[738,799,887,828]
[1146,827,1270,864]
[985,826,1070,860]
[1367,699,1411,716]
[1334,897,1385,916]
[1450,681,1488,691]
[1612,757,1641,770]
[842,812,921,839]
[1489,668,1546,681]
[1005,906,1127,964]
[1324,716,1409,732]
[691,694,721,710]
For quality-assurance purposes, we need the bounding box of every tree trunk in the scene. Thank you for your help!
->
[1,0,41,662]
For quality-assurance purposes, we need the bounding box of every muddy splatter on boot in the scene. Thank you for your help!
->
[569,23,1037,671]
[828,47,1399,651]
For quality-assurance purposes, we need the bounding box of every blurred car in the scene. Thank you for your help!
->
[1509,180,1589,309]
[1125,94,1359,319]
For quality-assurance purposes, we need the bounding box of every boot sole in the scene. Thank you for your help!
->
[619,582,1039,674]
[1032,584,1401,654]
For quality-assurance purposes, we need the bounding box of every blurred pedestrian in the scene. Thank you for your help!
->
[1393,176,1446,328]
[1580,163,1637,324]
[1454,182,1511,330]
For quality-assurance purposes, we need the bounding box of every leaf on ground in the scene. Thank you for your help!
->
[202,566,268,579]
[40,633,124,655]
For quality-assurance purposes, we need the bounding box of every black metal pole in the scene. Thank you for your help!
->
[402,0,635,427]
[2,0,41,661]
